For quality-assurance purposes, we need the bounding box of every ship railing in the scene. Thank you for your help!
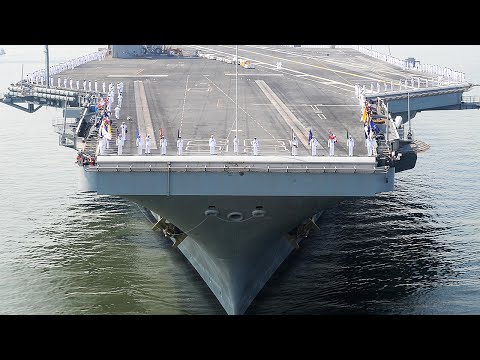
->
[358,80,470,105]
[25,48,108,87]
[285,45,467,86]
[462,95,480,103]
[376,98,401,156]
[51,116,77,135]
[86,163,388,174]
[355,46,466,83]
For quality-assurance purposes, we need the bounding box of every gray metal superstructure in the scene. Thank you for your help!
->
[2,45,479,314]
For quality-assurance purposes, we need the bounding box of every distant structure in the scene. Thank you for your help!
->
[111,45,165,59]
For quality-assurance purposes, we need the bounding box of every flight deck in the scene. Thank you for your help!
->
[57,45,440,157]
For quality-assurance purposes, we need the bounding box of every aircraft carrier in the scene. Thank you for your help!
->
[2,45,478,314]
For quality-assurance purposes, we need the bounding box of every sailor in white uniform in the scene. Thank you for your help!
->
[160,135,167,155]
[347,135,355,156]
[328,132,336,156]
[120,121,127,143]
[209,135,217,155]
[233,135,239,154]
[136,134,144,155]
[102,134,108,152]
[291,136,298,156]
[366,136,373,156]
[116,134,123,155]
[145,134,151,154]
[98,136,105,155]
[114,105,120,120]
[177,136,184,155]
[252,137,259,155]
[311,137,318,156]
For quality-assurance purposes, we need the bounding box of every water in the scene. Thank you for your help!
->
[1,45,479,315]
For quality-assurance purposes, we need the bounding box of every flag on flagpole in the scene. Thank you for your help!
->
[101,122,112,140]
[308,129,313,145]
[361,107,367,122]
[346,129,349,140]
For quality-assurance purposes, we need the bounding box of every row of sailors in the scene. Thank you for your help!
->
[406,64,465,83]
[96,135,373,159]
[358,47,407,68]
[357,46,465,82]
[25,49,107,84]
[323,131,376,157]
[123,133,370,157]
[106,82,124,109]
[25,75,123,97]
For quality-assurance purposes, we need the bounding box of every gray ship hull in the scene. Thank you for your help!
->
[133,195,335,315]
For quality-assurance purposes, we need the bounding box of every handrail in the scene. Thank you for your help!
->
[462,95,480,103]
[355,46,466,83]
[85,164,388,174]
